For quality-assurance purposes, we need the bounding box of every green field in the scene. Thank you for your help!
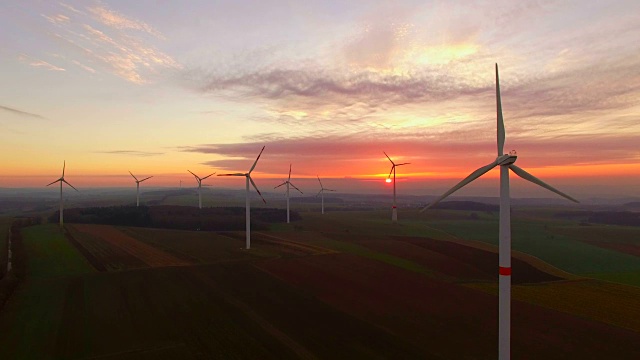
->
[270,208,640,287]
[0,224,94,358]
[0,217,12,278]
[1,209,640,359]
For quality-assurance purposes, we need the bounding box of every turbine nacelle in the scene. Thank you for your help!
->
[496,153,517,166]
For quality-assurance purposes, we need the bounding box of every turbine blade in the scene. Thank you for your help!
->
[249,176,266,203]
[249,146,265,173]
[496,63,505,156]
[509,165,579,203]
[317,175,323,188]
[63,179,79,192]
[388,165,394,179]
[288,164,292,181]
[316,189,323,197]
[201,172,216,180]
[46,179,61,186]
[187,170,199,180]
[383,151,395,165]
[289,182,303,194]
[62,160,66,177]
[420,160,499,212]
[139,176,153,182]
[217,173,245,176]
[396,162,410,166]
[274,182,287,189]
[129,171,138,181]
[327,189,336,192]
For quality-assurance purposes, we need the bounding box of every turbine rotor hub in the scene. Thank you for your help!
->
[496,152,517,166]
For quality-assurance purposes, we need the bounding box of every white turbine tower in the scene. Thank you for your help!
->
[188,170,215,209]
[274,164,303,223]
[46,161,78,227]
[421,64,579,360]
[384,151,410,222]
[316,176,335,215]
[129,171,153,207]
[218,146,266,249]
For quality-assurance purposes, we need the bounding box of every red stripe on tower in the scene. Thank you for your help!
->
[392,206,397,209]
[499,267,511,276]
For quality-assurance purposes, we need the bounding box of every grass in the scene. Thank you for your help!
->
[411,215,640,286]
[2,212,640,358]
[310,236,434,276]
[0,224,95,359]
[0,217,12,278]
[467,279,640,332]
[21,225,94,278]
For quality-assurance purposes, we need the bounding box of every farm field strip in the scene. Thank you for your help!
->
[65,225,148,271]
[253,232,337,255]
[466,279,640,333]
[70,224,190,268]
[396,236,565,284]
[257,252,640,359]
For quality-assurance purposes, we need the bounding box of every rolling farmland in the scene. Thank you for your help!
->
[1,209,639,359]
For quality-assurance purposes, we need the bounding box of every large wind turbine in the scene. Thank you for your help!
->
[384,151,410,222]
[316,176,335,214]
[218,146,266,249]
[421,64,579,360]
[129,171,153,207]
[46,161,78,227]
[188,170,215,209]
[274,164,303,223]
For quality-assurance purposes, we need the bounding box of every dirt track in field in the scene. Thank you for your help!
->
[70,224,190,268]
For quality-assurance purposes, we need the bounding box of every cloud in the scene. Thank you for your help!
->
[188,65,489,106]
[88,3,164,39]
[179,127,640,178]
[95,150,164,157]
[18,53,66,71]
[71,59,96,73]
[0,105,46,119]
[59,2,82,14]
[36,2,180,84]
[42,13,70,25]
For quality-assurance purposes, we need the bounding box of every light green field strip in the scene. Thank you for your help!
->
[21,224,94,279]
[467,279,640,332]
[0,224,95,359]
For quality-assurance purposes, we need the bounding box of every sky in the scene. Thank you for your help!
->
[1,0,639,199]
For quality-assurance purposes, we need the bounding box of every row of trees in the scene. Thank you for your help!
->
[49,205,300,231]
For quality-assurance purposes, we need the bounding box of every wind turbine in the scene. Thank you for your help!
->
[421,64,579,360]
[384,151,410,222]
[129,171,152,207]
[188,170,215,209]
[316,175,336,214]
[46,161,78,227]
[217,146,266,249]
[274,164,303,223]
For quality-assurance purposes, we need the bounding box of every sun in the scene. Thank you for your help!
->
[385,178,392,183]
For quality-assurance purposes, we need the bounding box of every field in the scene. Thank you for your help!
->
[1,207,640,359]
[0,217,12,279]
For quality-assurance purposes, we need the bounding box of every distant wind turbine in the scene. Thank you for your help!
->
[384,151,410,222]
[316,175,336,215]
[274,164,303,223]
[218,146,266,249]
[46,161,78,227]
[129,171,152,207]
[421,64,579,360]
[188,170,215,209]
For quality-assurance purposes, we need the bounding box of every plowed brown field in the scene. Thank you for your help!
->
[70,224,190,268]
[397,236,563,284]
[257,253,640,359]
